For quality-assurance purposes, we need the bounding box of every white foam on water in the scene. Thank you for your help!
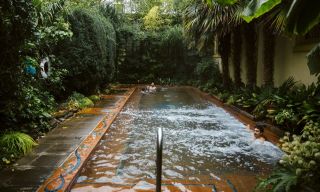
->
[75,88,284,188]
[121,102,284,170]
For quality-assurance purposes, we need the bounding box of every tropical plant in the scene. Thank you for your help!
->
[255,168,298,192]
[243,22,258,88]
[210,0,320,74]
[258,121,320,191]
[275,109,297,126]
[184,0,242,88]
[262,25,276,87]
[231,26,243,86]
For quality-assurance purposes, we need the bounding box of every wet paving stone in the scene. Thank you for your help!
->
[31,154,66,167]
[31,143,54,154]
[0,166,52,187]
[0,91,130,191]
[46,143,75,154]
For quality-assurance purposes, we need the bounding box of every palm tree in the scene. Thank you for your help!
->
[262,25,275,87]
[243,21,257,88]
[184,0,242,88]
[232,25,242,86]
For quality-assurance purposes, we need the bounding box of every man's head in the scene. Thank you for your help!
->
[254,123,265,138]
[151,82,155,86]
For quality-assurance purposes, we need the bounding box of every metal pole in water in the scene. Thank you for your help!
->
[156,127,163,192]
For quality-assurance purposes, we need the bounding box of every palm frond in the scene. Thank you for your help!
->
[183,0,243,50]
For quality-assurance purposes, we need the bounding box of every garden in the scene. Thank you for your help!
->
[1,0,320,191]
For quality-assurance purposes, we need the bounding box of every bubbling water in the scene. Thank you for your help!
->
[72,88,283,191]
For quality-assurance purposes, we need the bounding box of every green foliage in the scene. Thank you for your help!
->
[143,6,166,30]
[0,132,37,156]
[57,7,116,94]
[0,0,37,100]
[0,0,72,138]
[241,0,282,23]
[286,0,320,35]
[255,168,298,192]
[257,122,320,191]
[0,132,37,166]
[66,92,94,110]
[88,95,100,102]
[306,43,320,75]
[117,21,194,83]
[184,0,242,51]
[99,3,121,26]
[201,77,320,133]
[1,82,55,134]
[279,122,320,178]
[79,98,94,109]
[274,109,297,125]
[194,57,222,85]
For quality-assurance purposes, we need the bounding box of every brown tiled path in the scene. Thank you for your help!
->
[0,88,135,192]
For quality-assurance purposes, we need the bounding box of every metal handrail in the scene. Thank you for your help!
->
[156,127,163,192]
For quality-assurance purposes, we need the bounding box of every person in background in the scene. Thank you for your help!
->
[142,82,157,94]
[148,82,156,92]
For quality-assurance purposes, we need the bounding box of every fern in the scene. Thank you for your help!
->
[255,168,297,192]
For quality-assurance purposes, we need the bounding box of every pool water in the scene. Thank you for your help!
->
[71,87,283,192]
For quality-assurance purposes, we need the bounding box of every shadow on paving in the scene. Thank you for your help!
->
[0,96,123,192]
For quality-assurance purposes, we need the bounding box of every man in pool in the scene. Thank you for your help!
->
[247,123,266,142]
[141,82,157,94]
[148,82,156,92]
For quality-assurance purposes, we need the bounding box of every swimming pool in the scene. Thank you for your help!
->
[71,87,283,191]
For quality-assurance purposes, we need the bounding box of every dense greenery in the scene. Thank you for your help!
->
[0,0,117,167]
[57,7,116,94]
[256,122,320,191]
[1,0,320,191]
[116,16,198,83]
[0,0,201,166]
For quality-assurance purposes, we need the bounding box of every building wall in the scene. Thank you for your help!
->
[229,27,318,87]
[273,35,318,86]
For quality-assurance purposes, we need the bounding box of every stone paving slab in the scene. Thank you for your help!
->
[0,88,135,192]
[36,88,135,192]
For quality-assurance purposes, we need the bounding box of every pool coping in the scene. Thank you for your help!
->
[36,87,136,192]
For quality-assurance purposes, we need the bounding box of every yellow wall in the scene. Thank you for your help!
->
[229,27,318,87]
[273,36,318,86]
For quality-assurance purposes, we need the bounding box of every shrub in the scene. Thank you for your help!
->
[89,95,100,102]
[57,8,116,94]
[2,83,55,134]
[257,121,320,191]
[78,98,94,109]
[194,57,222,86]
[0,132,37,161]
[66,92,94,110]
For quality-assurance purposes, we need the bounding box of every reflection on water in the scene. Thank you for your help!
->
[72,88,283,191]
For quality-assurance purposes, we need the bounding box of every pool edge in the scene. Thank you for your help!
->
[36,87,137,192]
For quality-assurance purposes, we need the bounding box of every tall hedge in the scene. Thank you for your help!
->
[57,8,116,94]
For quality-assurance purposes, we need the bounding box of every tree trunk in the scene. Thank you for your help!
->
[263,26,275,87]
[218,33,231,89]
[232,26,242,86]
[244,22,258,88]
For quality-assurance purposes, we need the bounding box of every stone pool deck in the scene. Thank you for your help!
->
[0,87,135,192]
